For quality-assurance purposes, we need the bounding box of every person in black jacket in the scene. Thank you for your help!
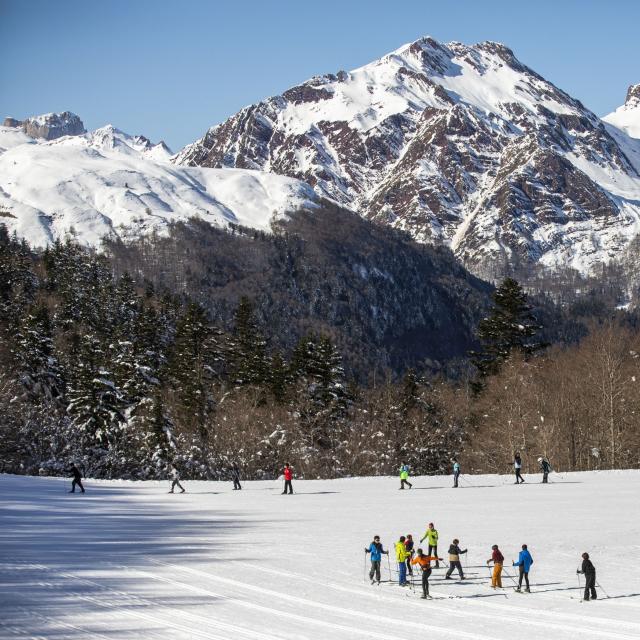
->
[445,538,467,579]
[577,552,597,601]
[538,457,552,483]
[68,465,85,493]
[231,462,242,490]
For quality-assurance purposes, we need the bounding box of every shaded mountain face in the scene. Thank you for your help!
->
[175,37,640,277]
[106,204,492,380]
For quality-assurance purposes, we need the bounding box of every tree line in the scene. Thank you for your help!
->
[0,225,638,479]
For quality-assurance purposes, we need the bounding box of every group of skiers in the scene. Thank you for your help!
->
[398,455,553,489]
[365,530,598,601]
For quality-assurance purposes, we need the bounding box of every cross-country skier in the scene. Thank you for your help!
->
[399,463,412,489]
[411,548,443,599]
[404,534,415,576]
[420,523,440,567]
[486,544,504,588]
[395,536,411,586]
[364,535,388,584]
[513,452,525,484]
[445,538,467,579]
[169,464,185,493]
[538,457,551,483]
[282,463,294,494]
[231,462,242,490]
[513,544,533,592]
[68,464,85,494]
[577,552,597,601]
[452,458,461,488]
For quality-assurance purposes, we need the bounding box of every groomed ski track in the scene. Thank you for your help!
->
[1,471,639,639]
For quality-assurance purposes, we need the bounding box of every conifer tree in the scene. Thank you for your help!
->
[228,297,267,385]
[471,277,543,383]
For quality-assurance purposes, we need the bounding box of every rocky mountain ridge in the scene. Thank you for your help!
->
[175,37,640,277]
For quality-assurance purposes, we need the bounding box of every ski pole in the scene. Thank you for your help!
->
[502,568,518,586]
[577,570,581,595]
[596,579,610,599]
[363,551,367,583]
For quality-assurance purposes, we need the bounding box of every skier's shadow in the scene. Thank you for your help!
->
[287,491,340,495]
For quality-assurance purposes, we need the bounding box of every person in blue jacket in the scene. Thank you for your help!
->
[364,535,388,584]
[452,458,461,488]
[513,544,533,592]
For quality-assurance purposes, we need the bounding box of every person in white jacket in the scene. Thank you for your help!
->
[169,464,185,493]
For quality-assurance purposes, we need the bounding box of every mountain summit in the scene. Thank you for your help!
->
[175,37,640,276]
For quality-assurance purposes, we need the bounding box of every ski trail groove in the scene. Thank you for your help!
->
[150,559,639,640]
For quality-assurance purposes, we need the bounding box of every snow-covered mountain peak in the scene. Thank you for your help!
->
[603,83,640,140]
[3,111,86,140]
[174,36,640,276]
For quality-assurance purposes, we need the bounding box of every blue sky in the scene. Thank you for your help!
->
[1,0,638,151]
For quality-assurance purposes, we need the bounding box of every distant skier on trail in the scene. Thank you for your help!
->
[399,463,412,489]
[364,535,388,584]
[231,462,242,490]
[513,544,533,592]
[395,536,411,586]
[67,464,85,494]
[445,538,467,580]
[452,458,461,488]
[411,548,442,599]
[404,534,415,576]
[486,544,504,588]
[420,523,440,567]
[169,464,185,493]
[538,456,552,483]
[513,452,525,484]
[282,462,294,494]
[577,552,597,601]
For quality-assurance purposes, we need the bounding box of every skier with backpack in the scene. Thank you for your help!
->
[513,452,525,484]
[452,458,461,488]
[282,462,294,494]
[420,523,440,567]
[486,544,504,588]
[364,535,389,584]
[169,464,185,493]
[445,538,467,580]
[538,457,552,483]
[395,536,411,586]
[411,548,443,599]
[513,544,533,592]
[577,552,597,601]
[399,463,412,489]
[67,464,85,494]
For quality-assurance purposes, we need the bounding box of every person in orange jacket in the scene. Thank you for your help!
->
[411,548,443,599]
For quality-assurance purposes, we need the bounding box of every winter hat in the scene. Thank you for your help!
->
[453,538,459,544]
[582,552,589,559]
[537,457,543,462]
[492,545,498,550]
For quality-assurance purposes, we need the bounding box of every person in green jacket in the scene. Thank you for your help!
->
[399,463,412,489]
[395,536,411,585]
[420,522,440,567]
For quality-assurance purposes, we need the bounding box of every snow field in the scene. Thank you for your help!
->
[1,471,639,639]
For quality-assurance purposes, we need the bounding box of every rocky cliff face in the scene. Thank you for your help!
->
[175,38,640,277]
[3,111,86,140]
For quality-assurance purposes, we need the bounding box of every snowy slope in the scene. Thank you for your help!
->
[604,84,640,139]
[176,37,640,276]
[0,123,320,247]
[2,472,639,640]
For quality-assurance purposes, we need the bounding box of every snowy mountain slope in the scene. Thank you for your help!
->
[2,472,639,640]
[0,121,320,247]
[604,84,640,139]
[175,37,640,276]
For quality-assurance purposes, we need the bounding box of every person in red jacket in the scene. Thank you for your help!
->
[282,462,294,494]
[486,544,505,588]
